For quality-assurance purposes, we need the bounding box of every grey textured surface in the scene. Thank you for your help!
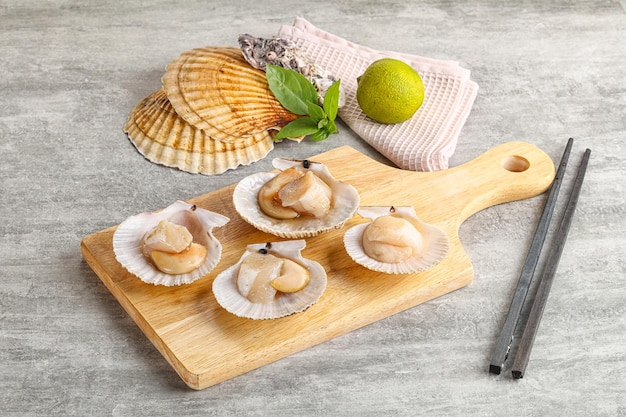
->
[1,1,625,416]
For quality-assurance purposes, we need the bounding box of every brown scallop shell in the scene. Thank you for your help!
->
[123,89,274,175]
[161,46,299,140]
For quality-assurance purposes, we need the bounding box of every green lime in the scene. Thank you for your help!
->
[356,58,425,124]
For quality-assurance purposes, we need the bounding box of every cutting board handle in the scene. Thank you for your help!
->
[391,141,556,227]
[444,141,556,224]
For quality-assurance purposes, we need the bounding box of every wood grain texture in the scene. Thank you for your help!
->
[81,142,554,389]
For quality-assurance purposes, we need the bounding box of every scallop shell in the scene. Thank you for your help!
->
[343,206,450,275]
[212,240,327,320]
[123,89,275,175]
[233,158,360,238]
[113,200,230,286]
[162,46,299,140]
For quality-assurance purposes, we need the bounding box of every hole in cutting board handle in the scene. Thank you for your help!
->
[501,155,530,172]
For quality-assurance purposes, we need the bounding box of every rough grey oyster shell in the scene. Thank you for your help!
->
[239,34,345,107]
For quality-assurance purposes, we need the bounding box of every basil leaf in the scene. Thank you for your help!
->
[274,117,319,140]
[323,80,341,121]
[325,118,338,134]
[265,65,340,142]
[309,129,330,142]
[266,65,317,115]
[306,101,326,122]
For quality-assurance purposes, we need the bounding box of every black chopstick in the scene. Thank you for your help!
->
[489,137,574,375]
[511,148,591,379]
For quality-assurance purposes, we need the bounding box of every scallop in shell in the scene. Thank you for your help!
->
[161,46,299,141]
[233,158,360,238]
[343,206,450,275]
[212,240,327,320]
[123,89,275,175]
[113,201,229,286]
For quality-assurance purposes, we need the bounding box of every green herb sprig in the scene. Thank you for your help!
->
[265,64,340,141]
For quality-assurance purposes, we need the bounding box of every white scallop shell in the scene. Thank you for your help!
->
[212,240,327,320]
[343,206,450,275]
[113,200,229,286]
[233,158,360,238]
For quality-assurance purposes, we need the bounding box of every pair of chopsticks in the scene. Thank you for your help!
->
[489,137,591,378]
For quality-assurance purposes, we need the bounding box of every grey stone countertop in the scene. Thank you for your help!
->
[2,1,624,416]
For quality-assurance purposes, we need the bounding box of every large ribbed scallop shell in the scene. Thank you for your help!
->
[212,240,327,320]
[113,200,229,286]
[343,206,450,275]
[233,158,360,238]
[123,89,274,175]
[162,46,298,140]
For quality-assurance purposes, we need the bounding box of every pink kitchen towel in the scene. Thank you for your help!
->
[277,17,478,171]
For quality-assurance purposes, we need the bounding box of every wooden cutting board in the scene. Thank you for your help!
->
[80,142,555,390]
